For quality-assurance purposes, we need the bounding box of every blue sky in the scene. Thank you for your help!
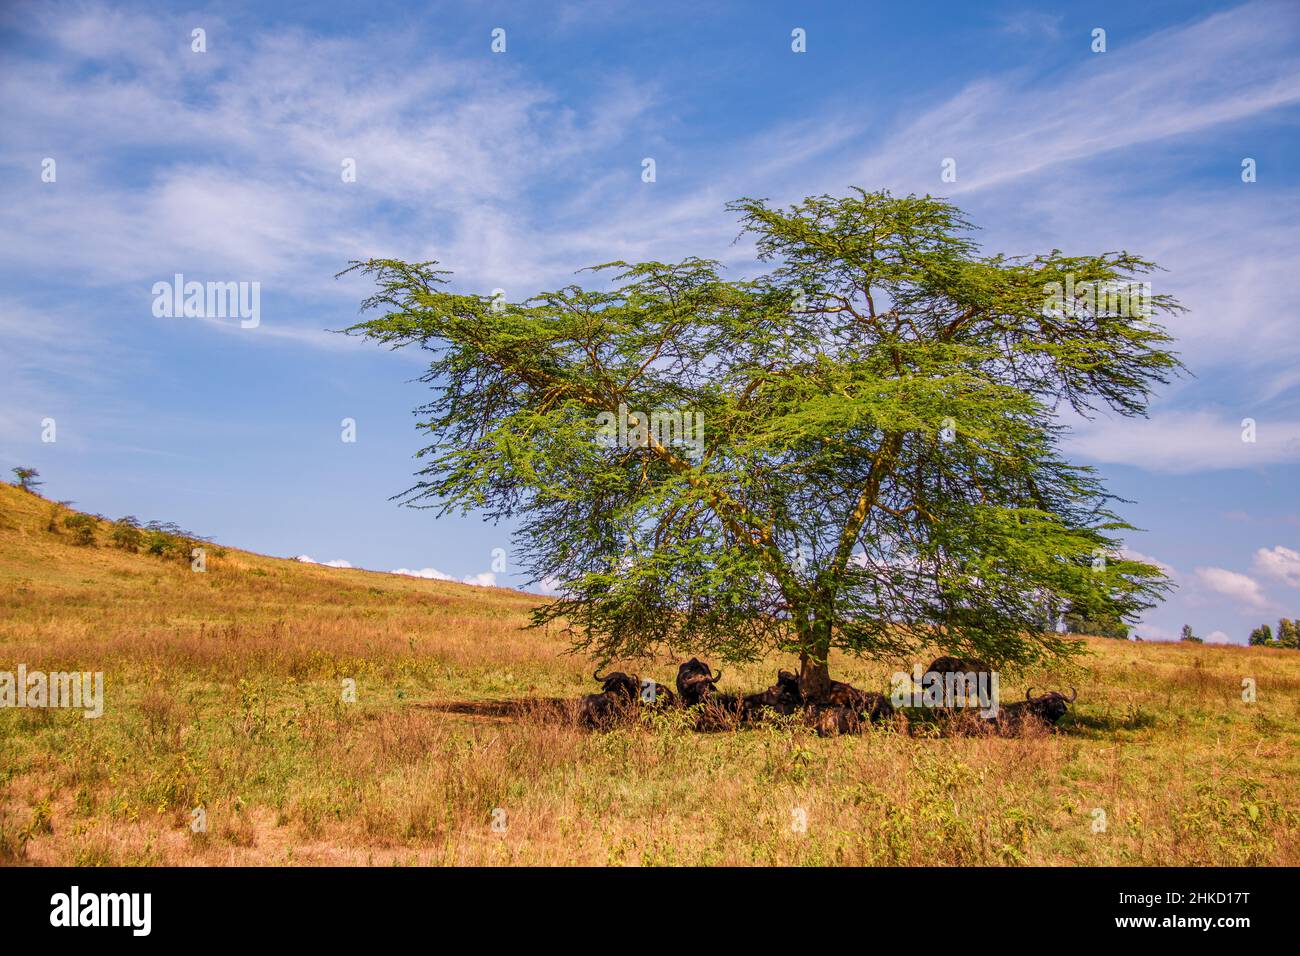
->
[1,0,1298,643]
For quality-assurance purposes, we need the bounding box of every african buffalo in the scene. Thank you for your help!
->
[991,687,1076,731]
[578,668,677,729]
[676,657,723,705]
[926,656,994,678]
[825,680,894,722]
[641,679,676,707]
[577,690,632,729]
[805,704,860,737]
[743,669,803,717]
[923,656,996,706]
[691,694,748,732]
[593,669,641,702]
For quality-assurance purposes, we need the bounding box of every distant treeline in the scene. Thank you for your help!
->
[1248,620,1300,650]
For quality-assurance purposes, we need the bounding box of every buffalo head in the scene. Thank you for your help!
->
[742,669,803,717]
[1024,687,1076,724]
[593,669,641,703]
[926,655,993,677]
[676,657,723,705]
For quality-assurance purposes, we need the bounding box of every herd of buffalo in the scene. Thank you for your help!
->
[578,656,1078,737]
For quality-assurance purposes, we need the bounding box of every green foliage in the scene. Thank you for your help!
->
[11,467,42,492]
[45,501,72,533]
[1181,624,1203,644]
[133,520,209,563]
[110,516,144,553]
[63,513,97,547]
[1064,611,1128,640]
[143,531,173,556]
[346,189,1181,677]
[95,514,215,564]
[1249,624,1272,647]
[1278,619,1299,650]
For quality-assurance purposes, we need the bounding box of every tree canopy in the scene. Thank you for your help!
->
[344,189,1181,698]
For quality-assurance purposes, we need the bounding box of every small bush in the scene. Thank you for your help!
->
[143,531,173,557]
[63,513,97,547]
[11,466,42,492]
[45,500,73,533]
[110,516,143,553]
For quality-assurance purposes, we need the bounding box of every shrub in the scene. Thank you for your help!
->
[1064,611,1128,640]
[1278,619,1299,650]
[143,530,174,557]
[11,466,42,492]
[110,516,144,553]
[63,513,97,547]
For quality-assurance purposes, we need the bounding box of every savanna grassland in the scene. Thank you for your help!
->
[1,482,1297,866]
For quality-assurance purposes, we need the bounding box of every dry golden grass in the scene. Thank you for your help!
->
[1,482,1297,866]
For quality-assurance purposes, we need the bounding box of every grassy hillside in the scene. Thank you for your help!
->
[1,481,1297,865]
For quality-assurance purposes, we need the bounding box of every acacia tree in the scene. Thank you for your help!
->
[345,190,1180,700]
[11,467,42,492]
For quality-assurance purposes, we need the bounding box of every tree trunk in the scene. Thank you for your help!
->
[798,618,833,702]
[798,651,832,702]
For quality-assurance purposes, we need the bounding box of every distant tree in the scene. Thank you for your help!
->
[1180,624,1202,643]
[1063,610,1128,640]
[11,467,42,492]
[1248,623,1273,646]
[110,515,144,553]
[1278,618,1299,650]
[142,528,174,557]
[135,519,212,564]
[347,189,1181,699]
[63,513,97,547]
[45,499,73,533]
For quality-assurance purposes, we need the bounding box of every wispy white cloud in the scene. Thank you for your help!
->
[0,4,660,298]
[840,2,1300,196]
[1254,545,1300,587]
[390,567,498,587]
[1134,622,1180,642]
[4,0,1297,378]
[390,567,454,581]
[295,554,351,568]
[996,11,1064,40]
[1122,548,1176,576]
[1193,566,1270,609]
[1064,410,1300,472]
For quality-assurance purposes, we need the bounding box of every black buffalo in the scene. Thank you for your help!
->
[991,687,1076,731]
[743,669,803,717]
[805,704,860,737]
[593,669,641,702]
[825,680,894,722]
[923,656,996,706]
[577,690,633,729]
[676,657,723,705]
[926,655,994,678]
[579,668,674,729]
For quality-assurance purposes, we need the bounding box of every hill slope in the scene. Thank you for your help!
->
[1,482,1298,865]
